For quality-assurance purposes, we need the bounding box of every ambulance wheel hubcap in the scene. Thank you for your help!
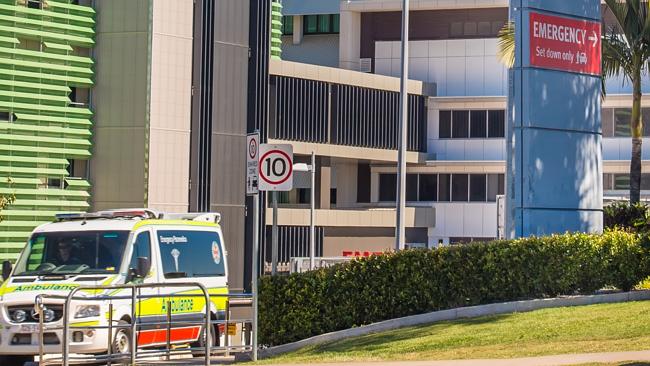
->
[115,331,130,354]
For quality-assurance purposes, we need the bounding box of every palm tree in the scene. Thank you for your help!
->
[498,1,650,204]
[602,0,650,203]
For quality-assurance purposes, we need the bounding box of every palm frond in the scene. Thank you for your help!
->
[497,21,515,68]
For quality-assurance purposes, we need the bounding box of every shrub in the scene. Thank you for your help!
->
[258,231,649,346]
[604,202,649,232]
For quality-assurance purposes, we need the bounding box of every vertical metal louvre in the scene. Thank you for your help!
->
[262,226,324,271]
[270,76,329,143]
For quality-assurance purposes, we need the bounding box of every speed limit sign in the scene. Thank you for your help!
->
[258,144,293,191]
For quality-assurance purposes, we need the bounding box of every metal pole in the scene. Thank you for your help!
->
[395,0,410,251]
[252,193,259,361]
[107,303,113,366]
[309,152,316,270]
[272,191,278,275]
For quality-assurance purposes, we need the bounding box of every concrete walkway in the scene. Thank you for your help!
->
[263,350,650,366]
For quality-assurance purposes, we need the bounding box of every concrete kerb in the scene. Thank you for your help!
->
[259,290,650,358]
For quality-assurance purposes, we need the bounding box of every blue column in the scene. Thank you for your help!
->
[506,0,603,238]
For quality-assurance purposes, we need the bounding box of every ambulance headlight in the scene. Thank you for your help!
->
[74,305,100,319]
[43,308,55,323]
[11,310,26,323]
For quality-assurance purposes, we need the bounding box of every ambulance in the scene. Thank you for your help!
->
[0,209,229,366]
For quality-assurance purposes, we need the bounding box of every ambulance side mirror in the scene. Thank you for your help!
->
[135,257,151,278]
[2,260,12,281]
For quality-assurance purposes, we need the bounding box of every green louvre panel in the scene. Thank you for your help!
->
[270,0,282,60]
[0,0,95,263]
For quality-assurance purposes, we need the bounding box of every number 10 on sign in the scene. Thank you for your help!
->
[258,144,293,191]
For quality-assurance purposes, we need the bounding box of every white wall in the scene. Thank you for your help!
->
[375,39,508,97]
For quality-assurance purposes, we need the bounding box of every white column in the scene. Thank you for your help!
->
[293,15,303,45]
[339,10,361,70]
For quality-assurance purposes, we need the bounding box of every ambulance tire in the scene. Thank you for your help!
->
[111,320,133,365]
[192,316,218,357]
[0,355,34,366]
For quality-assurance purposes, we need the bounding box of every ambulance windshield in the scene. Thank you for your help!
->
[13,231,129,276]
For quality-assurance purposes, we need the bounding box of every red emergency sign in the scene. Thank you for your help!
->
[529,12,601,76]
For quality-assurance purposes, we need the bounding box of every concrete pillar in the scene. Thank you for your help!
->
[316,157,331,209]
[339,11,361,70]
[293,15,303,45]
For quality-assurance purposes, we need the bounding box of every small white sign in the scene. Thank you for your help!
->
[258,144,293,192]
[246,133,260,195]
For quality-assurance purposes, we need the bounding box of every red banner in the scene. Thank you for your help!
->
[529,12,601,76]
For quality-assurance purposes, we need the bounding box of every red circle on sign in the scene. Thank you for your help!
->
[259,149,293,185]
[248,138,258,159]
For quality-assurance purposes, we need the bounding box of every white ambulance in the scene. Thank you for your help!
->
[0,209,229,366]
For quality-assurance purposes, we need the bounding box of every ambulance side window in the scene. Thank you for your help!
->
[129,232,151,270]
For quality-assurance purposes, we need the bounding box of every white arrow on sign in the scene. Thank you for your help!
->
[588,30,598,47]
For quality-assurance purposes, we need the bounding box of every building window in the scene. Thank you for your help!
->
[419,174,437,202]
[470,111,487,138]
[304,14,340,35]
[0,111,9,121]
[605,173,650,190]
[603,108,614,137]
[615,109,632,137]
[451,174,469,202]
[379,174,397,202]
[469,174,487,202]
[438,174,451,202]
[27,0,42,9]
[440,110,505,139]
[452,111,469,138]
[439,111,452,139]
[282,15,293,35]
[407,174,418,201]
[298,188,310,204]
[487,174,505,202]
[488,110,506,138]
[330,188,337,205]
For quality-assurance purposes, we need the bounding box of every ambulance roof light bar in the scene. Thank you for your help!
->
[55,209,159,222]
[160,212,221,224]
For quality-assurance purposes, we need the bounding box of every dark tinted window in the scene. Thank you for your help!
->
[642,174,650,190]
[469,174,487,202]
[305,15,318,33]
[452,174,469,202]
[419,174,437,201]
[614,174,630,190]
[407,174,418,201]
[452,111,469,138]
[379,174,397,202]
[439,111,452,138]
[282,16,293,35]
[488,110,506,138]
[439,174,451,202]
[470,111,487,138]
[615,109,632,137]
[158,230,226,278]
[129,232,151,270]
[0,111,9,121]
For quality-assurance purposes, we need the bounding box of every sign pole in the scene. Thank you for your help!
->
[246,131,260,361]
[251,192,259,361]
[272,191,278,276]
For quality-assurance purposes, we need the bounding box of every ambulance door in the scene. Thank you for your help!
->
[126,229,161,347]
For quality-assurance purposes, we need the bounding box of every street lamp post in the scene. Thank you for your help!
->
[294,151,316,270]
[396,0,409,251]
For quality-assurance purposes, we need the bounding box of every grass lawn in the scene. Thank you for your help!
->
[257,301,650,364]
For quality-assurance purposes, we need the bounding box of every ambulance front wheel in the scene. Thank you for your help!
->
[112,320,133,356]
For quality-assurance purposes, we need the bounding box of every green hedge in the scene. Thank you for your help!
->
[259,231,650,346]
[604,202,649,232]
